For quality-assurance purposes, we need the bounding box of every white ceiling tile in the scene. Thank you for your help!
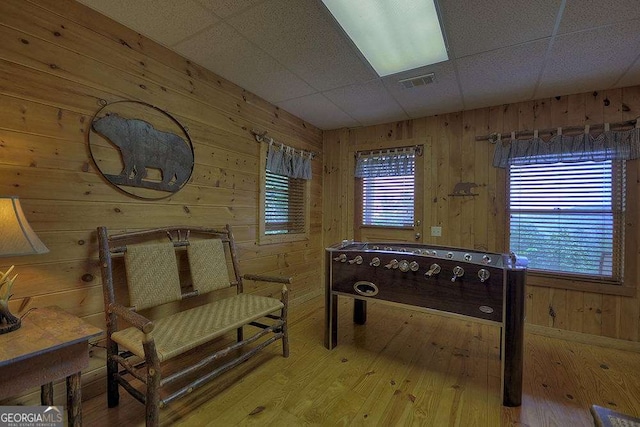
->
[323,80,410,126]
[615,56,640,88]
[228,0,375,91]
[259,23,376,91]
[440,0,560,58]
[228,0,323,39]
[174,23,316,102]
[195,0,264,19]
[382,62,463,118]
[277,94,360,130]
[559,0,640,34]
[78,0,218,46]
[457,39,548,110]
[536,20,640,99]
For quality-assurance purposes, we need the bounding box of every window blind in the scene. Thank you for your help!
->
[362,175,415,227]
[509,158,625,280]
[356,149,416,227]
[265,171,305,235]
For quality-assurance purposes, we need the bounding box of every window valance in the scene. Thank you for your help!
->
[252,130,313,180]
[355,147,416,178]
[492,125,640,168]
[266,142,312,180]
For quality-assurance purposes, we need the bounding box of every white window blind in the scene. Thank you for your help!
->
[265,171,305,235]
[356,149,415,227]
[509,158,625,280]
[362,175,415,226]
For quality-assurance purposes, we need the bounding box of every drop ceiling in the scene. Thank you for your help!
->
[76,0,640,130]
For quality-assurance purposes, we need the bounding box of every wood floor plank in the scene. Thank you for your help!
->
[374,315,448,426]
[430,319,481,426]
[348,313,429,424]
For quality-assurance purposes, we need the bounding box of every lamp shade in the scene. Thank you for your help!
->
[0,196,49,257]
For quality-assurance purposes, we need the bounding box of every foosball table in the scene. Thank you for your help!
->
[324,241,527,406]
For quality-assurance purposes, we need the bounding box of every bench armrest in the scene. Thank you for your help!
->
[108,303,154,334]
[242,274,292,285]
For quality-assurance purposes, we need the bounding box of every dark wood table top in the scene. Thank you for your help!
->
[0,306,103,366]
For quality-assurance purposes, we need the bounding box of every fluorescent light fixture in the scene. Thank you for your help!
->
[322,0,448,77]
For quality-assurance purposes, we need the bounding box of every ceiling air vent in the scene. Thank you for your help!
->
[398,73,435,89]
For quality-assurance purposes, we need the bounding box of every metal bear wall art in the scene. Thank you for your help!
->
[92,113,194,194]
[451,182,481,196]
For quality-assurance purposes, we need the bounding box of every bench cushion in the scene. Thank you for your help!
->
[111,294,284,362]
[187,239,231,293]
[125,242,182,310]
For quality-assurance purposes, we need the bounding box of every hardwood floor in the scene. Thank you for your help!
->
[83,295,640,426]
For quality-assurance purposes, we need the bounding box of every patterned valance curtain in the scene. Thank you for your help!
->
[492,125,640,168]
[266,142,312,180]
[355,147,416,178]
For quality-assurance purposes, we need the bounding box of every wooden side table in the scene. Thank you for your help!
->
[0,306,102,426]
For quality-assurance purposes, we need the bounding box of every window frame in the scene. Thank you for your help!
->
[506,157,636,296]
[348,140,426,244]
[258,143,310,245]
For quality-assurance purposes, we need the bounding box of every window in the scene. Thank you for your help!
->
[259,142,310,244]
[509,157,625,282]
[356,148,415,227]
[264,171,305,235]
[362,175,414,226]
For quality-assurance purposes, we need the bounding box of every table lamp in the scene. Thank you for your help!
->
[0,196,49,334]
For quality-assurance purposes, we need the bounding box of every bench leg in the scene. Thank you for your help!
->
[237,326,243,343]
[281,285,290,358]
[282,323,289,358]
[144,341,161,427]
[146,387,159,427]
[106,341,120,408]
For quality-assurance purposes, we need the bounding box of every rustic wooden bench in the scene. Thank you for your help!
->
[97,225,290,427]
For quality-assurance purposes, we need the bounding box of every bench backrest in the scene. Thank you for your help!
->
[98,225,242,312]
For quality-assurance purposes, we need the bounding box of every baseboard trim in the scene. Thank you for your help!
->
[526,324,640,353]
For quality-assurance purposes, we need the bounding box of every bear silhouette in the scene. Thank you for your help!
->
[452,182,479,195]
[93,113,193,191]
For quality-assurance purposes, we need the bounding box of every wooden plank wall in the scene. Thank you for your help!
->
[323,87,640,345]
[0,0,323,402]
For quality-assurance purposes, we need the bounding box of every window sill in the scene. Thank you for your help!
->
[526,272,636,297]
[359,225,414,230]
[259,232,309,245]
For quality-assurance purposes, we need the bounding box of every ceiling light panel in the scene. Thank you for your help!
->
[321,0,448,77]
